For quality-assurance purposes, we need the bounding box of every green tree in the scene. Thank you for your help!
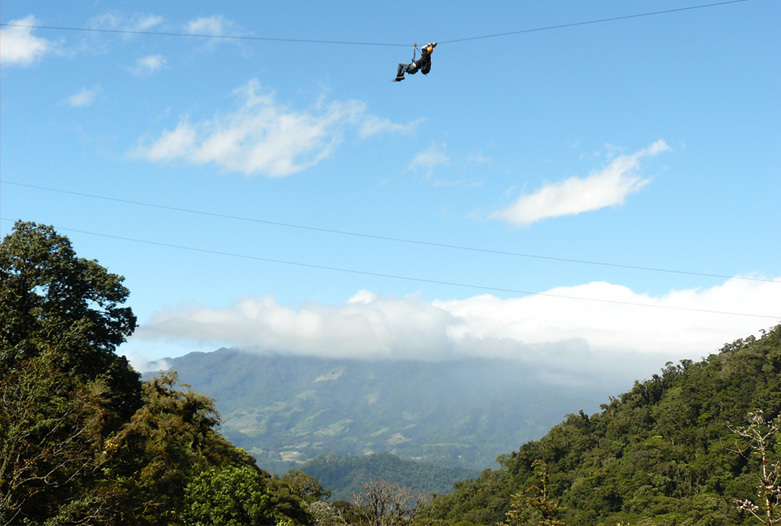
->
[276,470,331,503]
[502,460,564,526]
[0,351,108,525]
[102,371,259,525]
[267,470,330,524]
[0,221,141,525]
[0,220,141,421]
[0,222,324,525]
[183,465,277,526]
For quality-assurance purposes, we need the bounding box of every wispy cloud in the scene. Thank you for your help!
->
[359,115,423,138]
[64,86,101,108]
[0,16,58,66]
[182,15,244,49]
[88,12,163,35]
[134,276,781,384]
[407,142,450,176]
[133,79,415,177]
[185,15,231,36]
[130,14,163,32]
[491,140,670,226]
[129,54,167,75]
[466,151,492,164]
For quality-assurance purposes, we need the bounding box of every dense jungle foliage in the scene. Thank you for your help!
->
[421,324,781,526]
[0,222,327,525]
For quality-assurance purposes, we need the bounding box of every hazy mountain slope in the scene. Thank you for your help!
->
[153,348,616,472]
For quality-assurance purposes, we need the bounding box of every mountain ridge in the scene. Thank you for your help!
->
[148,348,620,472]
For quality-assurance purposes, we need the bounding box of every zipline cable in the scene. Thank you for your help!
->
[0,0,750,48]
[4,180,779,286]
[438,0,750,44]
[0,217,777,320]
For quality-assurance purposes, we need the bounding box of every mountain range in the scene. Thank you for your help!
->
[148,348,621,473]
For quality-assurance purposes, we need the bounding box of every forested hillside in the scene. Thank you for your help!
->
[299,452,478,501]
[422,325,781,526]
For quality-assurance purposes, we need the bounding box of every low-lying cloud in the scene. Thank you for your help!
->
[133,79,420,177]
[492,140,670,226]
[134,276,780,382]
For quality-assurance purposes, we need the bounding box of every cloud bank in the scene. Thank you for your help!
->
[134,276,780,382]
[492,140,670,226]
[0,16,57,66]
[133,80,419,177]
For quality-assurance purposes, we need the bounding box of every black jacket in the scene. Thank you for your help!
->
[416,48,432,74]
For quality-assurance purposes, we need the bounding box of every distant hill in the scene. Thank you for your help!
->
[148,349,617,473]
[298,452,479,501]
[423,326,781,526]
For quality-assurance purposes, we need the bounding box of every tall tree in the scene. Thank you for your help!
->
[729,411,781,525]
[502,460,565,526]
[0,220,140,420]
[0,222,141,524]
[0,352,108,525]
[102,372,260,526]
[352,480,426,526]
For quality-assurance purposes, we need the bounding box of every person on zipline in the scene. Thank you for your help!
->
[393,42,436,82]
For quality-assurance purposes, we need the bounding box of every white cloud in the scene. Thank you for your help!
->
[359,116,424,138]
[491,140,670,226]
[89,12,163,33]
[182,15,242,49]
[140,119,196,161]
[467,151,492,164]
[64,86,101,108]
[130,54,166,75]
[407,142,450,176]
[185,15,230,36]
[134,276,781,384]
[0,16,57,66]
[133,79,414,177]
[129,14,163,32]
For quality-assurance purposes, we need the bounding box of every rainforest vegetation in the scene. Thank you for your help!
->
[421,326,781,526]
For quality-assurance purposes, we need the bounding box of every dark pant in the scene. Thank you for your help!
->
[397,62,418,77]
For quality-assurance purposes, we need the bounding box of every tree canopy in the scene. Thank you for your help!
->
[0,220,141,421]
[0,222,323,525]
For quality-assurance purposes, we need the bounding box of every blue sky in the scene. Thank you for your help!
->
[2,0,779,387]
